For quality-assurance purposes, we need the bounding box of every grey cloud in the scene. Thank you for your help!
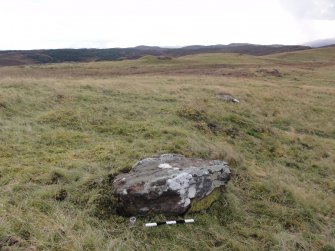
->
[279,0,335,20]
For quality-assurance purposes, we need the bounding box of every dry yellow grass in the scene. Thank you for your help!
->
[0,48,335,250]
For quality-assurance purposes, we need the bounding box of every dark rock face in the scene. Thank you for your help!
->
[112,154,231,216]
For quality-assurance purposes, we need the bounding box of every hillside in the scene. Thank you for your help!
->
[267,47,335,64]
[0,44,311,66]
[0,48,334,250]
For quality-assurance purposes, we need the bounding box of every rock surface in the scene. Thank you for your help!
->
[112,154,231,216]
[216,92,240,103]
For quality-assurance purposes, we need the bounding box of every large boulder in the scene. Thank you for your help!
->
[112,154,231,216]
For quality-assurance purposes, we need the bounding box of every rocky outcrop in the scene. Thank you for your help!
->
[112,154,231,216]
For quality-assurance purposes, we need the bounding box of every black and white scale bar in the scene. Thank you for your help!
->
[145,219,194,227]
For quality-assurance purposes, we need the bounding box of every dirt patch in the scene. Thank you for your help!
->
[223,71,256,77]
[224,127,240,138]
[0,102,7,109]
[55,189,68,201]
[163,65,257,77]
[47,171,65,185]
[257,68,282,77]
[56,94,65,100]
[157,56,173,60]
[0,236,20,249]
[178,107,208,122]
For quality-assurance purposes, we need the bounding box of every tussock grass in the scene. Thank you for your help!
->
[0,48,335,250]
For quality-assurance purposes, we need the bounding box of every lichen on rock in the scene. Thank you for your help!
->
[111,154,231,216]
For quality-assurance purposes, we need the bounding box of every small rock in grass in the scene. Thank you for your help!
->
[216,92,240,103]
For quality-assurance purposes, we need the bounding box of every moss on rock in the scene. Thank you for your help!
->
[188,188,222,213]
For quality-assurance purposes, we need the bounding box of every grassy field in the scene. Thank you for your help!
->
[0,48,335,251]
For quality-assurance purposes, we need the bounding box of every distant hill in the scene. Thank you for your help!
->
[168,44,310,56]
[305,38,335,48]
[267,46,335,62]
[0,44,311,66]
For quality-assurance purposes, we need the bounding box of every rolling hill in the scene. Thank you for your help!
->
[0,44,311,66]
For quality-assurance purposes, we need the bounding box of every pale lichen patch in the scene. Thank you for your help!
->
[158,163,172,169]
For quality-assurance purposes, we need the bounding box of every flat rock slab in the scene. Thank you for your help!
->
[112,154,231,216]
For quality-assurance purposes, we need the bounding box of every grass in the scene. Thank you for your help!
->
[267,46,335,63]
[0,48,335,250]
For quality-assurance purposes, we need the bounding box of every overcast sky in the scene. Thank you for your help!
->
[0,0,334,50]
